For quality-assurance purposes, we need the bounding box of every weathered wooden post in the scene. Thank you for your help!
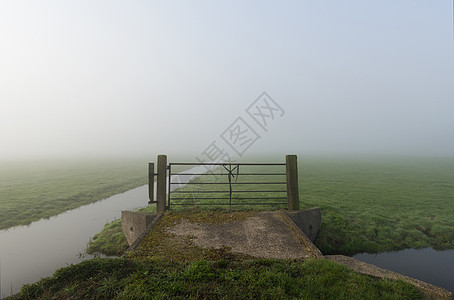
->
[148,163,155,204]
[156,155,167,213]
[286,154,300,210]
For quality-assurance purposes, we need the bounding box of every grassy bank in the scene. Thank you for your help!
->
[301,156,454,255]
[86,197,156,256]
[7,156,449,299]
[13,258,420,299]
[0,159,147,230]
[86,220,130,256]
[87,156,454,257]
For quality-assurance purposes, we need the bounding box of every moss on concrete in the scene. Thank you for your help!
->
[127,211,257,262]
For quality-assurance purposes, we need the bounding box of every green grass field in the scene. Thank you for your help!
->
[0,159,147,230]
[6,155,450,299]
[87,156,454,257]
[300,156,454,255]
[14,258,420,299]
[2,155,453,257]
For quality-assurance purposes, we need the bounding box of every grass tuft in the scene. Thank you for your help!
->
[12,258,422,300]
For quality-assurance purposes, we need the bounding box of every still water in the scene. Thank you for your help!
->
[1,165,452,297]
[0,185,148,298]
[354,248,454,294]
[0,165,209,298]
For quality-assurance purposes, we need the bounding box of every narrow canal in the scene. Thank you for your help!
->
[0,185,147,297]
[1,164,452,297]
[354,248,454,294]
[0,165,207,298]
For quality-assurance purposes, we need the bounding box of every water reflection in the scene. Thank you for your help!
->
[354,248,454,294]
[0,164,212,298]
[0,186,148,298]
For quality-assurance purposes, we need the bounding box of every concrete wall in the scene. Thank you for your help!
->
[121,211,159,246]
[285,207,321,242]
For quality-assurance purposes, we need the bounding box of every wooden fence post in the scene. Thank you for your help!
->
[148,163,155,204]
[286,155,300,210]
[156,155,167,213]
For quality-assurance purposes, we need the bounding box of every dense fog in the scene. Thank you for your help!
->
[1,1,453,160]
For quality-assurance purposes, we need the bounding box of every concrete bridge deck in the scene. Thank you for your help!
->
[124,209,322,261]
[122,209,452,299]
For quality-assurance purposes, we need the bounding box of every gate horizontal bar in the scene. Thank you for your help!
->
[169,163,285,166]
[172,197,231,200]
[171,190,287,193]
[171,202,287,206]
[172,197,287,200]
[170,182,286,185]
[170,173,286,176]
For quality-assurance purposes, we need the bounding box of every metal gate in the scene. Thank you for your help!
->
[148,155,300,212]
[168,162,287,208]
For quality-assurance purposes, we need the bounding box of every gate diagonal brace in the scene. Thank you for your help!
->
[222,164,240,207]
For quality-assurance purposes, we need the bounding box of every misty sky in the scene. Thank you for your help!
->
[1,1,453,160]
